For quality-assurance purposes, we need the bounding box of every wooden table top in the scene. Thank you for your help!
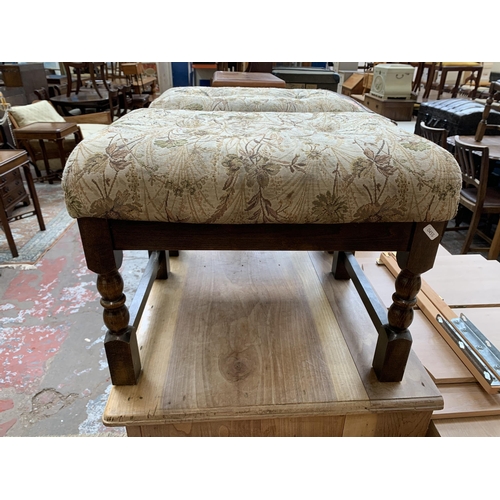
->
[103,250,441,427]
[50,90,109,108]
[211,71,286,88]
[448,135,500,161]
[13,121,79,139]
[0,149,28,172]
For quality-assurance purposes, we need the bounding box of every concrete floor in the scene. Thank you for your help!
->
[0,221,148,436]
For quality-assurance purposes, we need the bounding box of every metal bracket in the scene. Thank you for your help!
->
[437,314,500,391]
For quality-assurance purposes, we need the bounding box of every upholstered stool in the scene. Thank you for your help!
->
[62,107,462,386]
[0,150,45,258]
[150,86,366,113]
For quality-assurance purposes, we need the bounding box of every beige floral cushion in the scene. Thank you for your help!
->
[150,87,366,113]
[62,108,462,224]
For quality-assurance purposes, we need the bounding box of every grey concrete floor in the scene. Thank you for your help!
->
[0,221,149,436]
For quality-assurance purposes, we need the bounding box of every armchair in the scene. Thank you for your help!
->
[8,100,111,178]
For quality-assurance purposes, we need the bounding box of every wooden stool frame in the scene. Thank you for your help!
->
[77,218,447,386]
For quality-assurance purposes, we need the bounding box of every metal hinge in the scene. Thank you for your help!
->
[437,313,500,391]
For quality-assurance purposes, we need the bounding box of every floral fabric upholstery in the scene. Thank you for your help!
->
[62,108,462,225]
[150,87,366,113]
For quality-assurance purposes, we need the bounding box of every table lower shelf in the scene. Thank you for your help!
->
[103,250,443,437]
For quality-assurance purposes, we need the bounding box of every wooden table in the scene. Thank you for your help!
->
[0,150,45,257]
[447,135,500,161]
[50,90,110,116]
[103,250,443,437]
[13,122,82,182]
[211,71,286,88]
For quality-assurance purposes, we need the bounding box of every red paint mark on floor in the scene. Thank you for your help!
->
[0,418,17,437]
[0,324,70,391]
[3,256,67,303]
[0,399,14,412]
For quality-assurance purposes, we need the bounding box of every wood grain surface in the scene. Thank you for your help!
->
[356,253,500,309]
[432,415,500,437]
[433,383,500,419]
[104,251,442,434]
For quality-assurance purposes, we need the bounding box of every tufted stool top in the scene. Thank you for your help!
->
[62,108,462,225]
[149,86,366,113]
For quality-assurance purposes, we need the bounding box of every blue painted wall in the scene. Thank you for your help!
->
[171,62,191,87]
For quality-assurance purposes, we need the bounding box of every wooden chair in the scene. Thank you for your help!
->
[120,84,150,113]
[423,63,483,100]
[475,80,500,142]
[419,121,448,149]
[453,136,500,259]
[63,62,110,98]
[8,100,111,179]
[120,63,156,95]
[34,88,51,101]
[412,62,433,94]
[108,89,121,122]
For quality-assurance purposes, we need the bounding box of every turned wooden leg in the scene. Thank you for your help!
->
[331,251,350,280]
[149,250,170,279]
[373,222,447,381]
[372,268,417,381]
[78,218,141,385]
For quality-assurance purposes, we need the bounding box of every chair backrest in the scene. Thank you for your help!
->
[63,62,110,98]
[63,62,87,96]
[454,136,490,206]
[120,63,144,86]
[34,87,50,101]
[475,80,500,142]
[420,121,448,148]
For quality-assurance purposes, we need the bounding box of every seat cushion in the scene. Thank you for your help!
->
[10,100,64,128]
[150,87,365,113]
[62,108,462,224]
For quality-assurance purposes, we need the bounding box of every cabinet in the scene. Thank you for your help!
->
[0,63,47,104]
[363,93,416,121]
[0,166,30,218]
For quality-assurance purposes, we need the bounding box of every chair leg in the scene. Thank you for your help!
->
[0,196,18,258]
[488,222,500,260]
[436,69,447,99]
[461,208,482,254]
